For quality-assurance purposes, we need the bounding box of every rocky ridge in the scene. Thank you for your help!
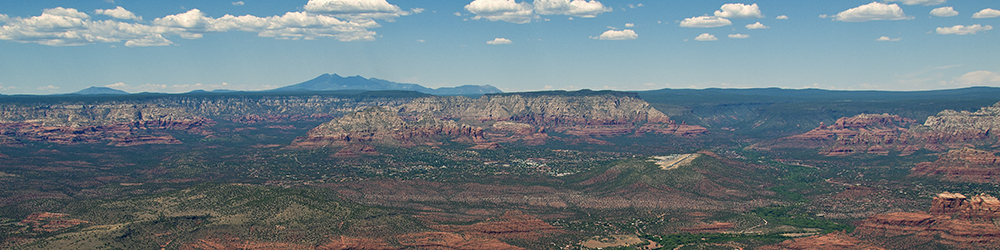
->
[911,148,1000,183]
[0,94,415,146]
[757,101,1000,156]
[295,92,707,149]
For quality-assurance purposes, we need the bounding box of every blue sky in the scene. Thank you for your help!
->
[0,0,998,94]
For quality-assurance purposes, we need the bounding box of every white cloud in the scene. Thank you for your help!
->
[953,71,1000,86]
[303,0,413,20]
[930,7,958,17]
[464,0,610,24]
[679,16,731,28]
[714,3,763,19]
[972,8,1000,19]
[38,85,60,91]
[834,2,910,22]
[95,6,141,21]
[0,7,174,46]
[593,29,637,40]
[876,36,901,41]
[465,0,536,24]
[775,15,788,20]
[624,23,634,28]
[232,1,245,6]
[454,12,462,16]
[534,0,610,18]
[745,22,768,29]
[694,33,717,41]
[935,24,992,35]
[0,5,401,47]
[728,33,749,39]
[628,4,642,9]
[487,37,512,44]
[884,0,946,6]
[417,39,425,42]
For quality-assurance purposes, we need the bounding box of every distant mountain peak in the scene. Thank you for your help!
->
[71,86,129,95]
[272,74,502,96]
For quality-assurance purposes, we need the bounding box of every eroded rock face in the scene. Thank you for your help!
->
[911,148,1000,183]
[759,102,1000,156]
[755,114,919,156]
[851,192,1000,249]
[296,93,706,148]
[292,107,485,148]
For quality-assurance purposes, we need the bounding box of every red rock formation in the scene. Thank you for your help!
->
[760,102,1000,156]
[911,148,1000,183]
[850,192,1000,249]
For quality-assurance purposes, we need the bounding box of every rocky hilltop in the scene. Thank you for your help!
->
[850,192,1000,249]
[294,91,706,149]
[756,101,1000,156]
[292,107,485,148]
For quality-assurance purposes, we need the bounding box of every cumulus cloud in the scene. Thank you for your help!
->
[0,3,408,47]
[930,7,958,17]
[0,7,174,46]
[232,1,245,6]
[935,24,992,35]
[745,22,768,29]
[303,0,414,20]
[465,0,536,24]
[534,0,610,18]
[951,71,1000,86]
[593,29,637,40]
[728,33,749,39]
[714,3,763,19]
[973,8,1000,19]
[487,37,512,44]
[624,23,634,28]
[834,2,910,22]
[680,16,731,28]
[95,6,141,20]
[876,36,901,41]
[464,0,610,24]
[776,15,788,20]
[694,33,717,41]
[884,0,946,6]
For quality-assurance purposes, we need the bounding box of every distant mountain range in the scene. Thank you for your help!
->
[71,86,130,95]
[271,74,503,95]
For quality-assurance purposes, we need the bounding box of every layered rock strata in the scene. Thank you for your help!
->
[850,192,1000,249]
[759,101,1000,156]
[296,92,706,148]
[911,148,1000,183]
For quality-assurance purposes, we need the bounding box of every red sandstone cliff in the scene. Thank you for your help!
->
[911,148,1000,183]
[849,192,1000,249]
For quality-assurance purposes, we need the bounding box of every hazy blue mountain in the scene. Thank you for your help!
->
[71,86,129,95]
[272,74,501,95]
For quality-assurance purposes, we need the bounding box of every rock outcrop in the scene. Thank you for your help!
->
[292,107,485,148]
[850,192,1000,249]
[295,92,706,148]
[911,148,1000,183]
[758,102,1000,156]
